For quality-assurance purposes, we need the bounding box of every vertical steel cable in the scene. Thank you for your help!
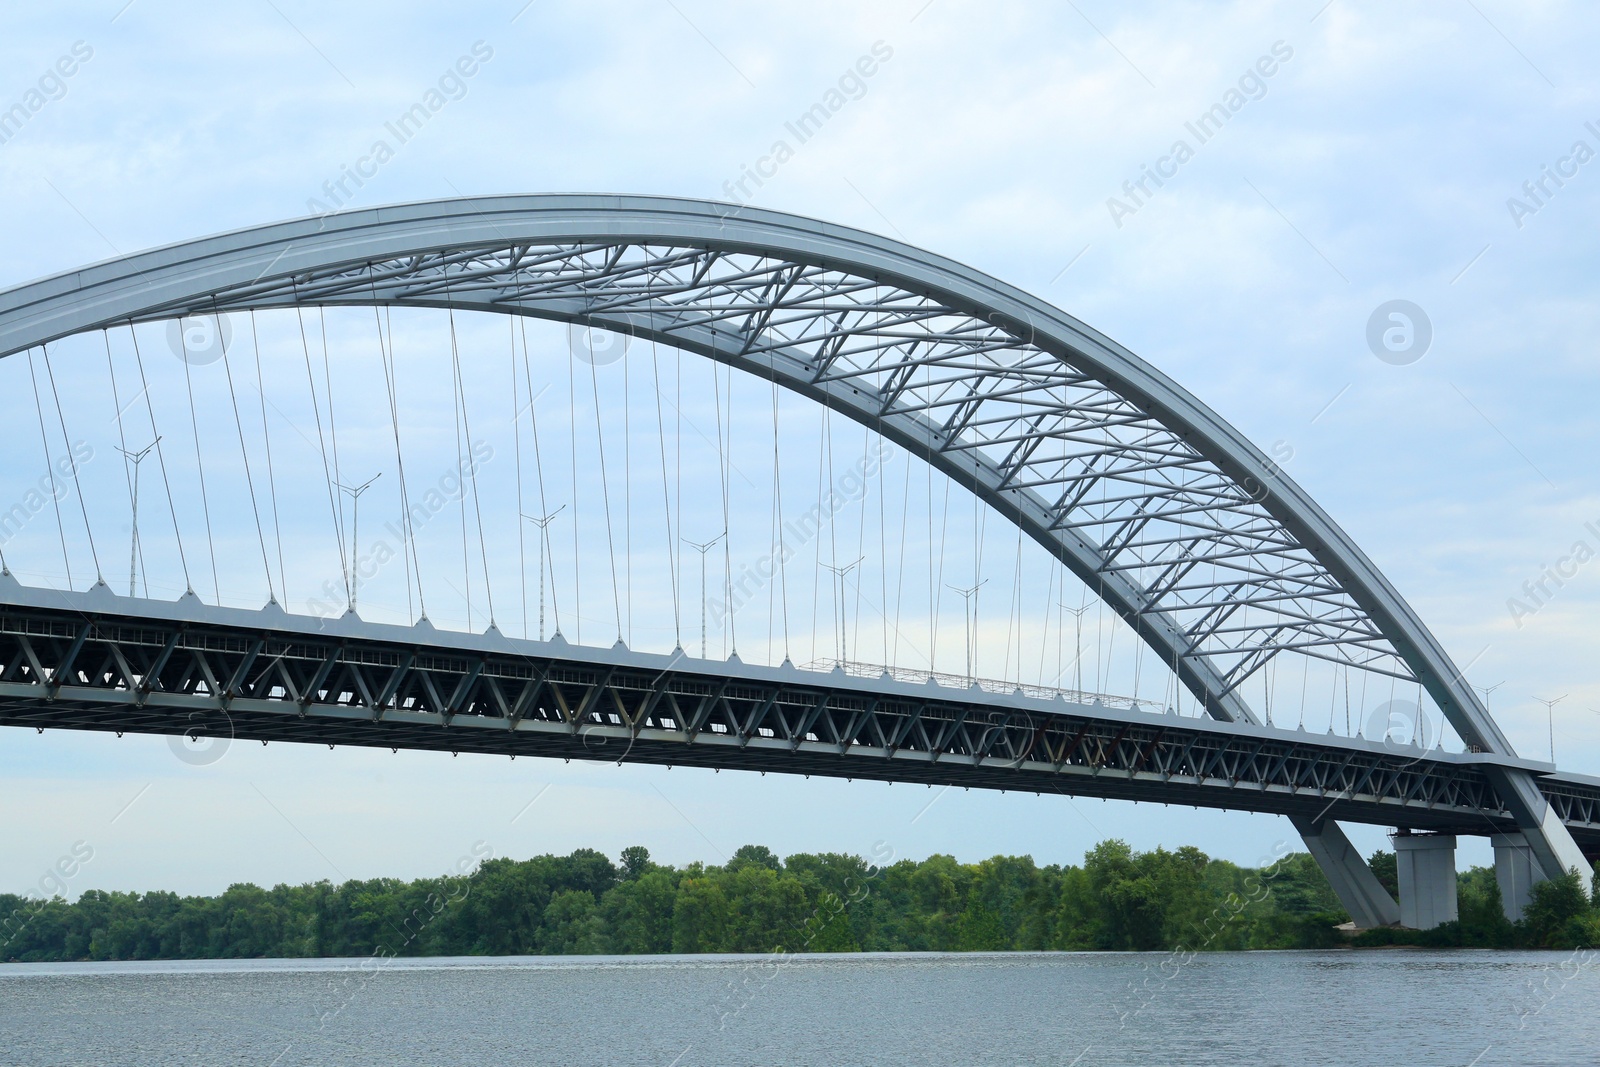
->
[650,334,681,649]
[25,350,73,588]
[519,314,560,635]
[214,303,276,603]
[317,307,349,573]
[40,346,101,582]
[126,324,191,592]
[585,329,623,643]
[512,315,528,638]
[448,304,495,627]
[378,301,424,621]
[178,324,221,602]
[293,302,349,607]
[249,311,289,603]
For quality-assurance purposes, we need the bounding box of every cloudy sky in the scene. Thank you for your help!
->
[1,0,1598,895]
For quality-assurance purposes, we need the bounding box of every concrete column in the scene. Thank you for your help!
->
[1394,833,1458,929]
[1491,832,1539,921]
[1292,816,1399,928]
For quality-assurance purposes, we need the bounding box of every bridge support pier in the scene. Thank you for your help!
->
[1483,766,1593,899]
[1292,817,1399,928]
[1394,833,1458,930]
[1491,832,1539,921]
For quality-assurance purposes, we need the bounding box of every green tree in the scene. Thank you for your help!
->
[1521,870,1591,949]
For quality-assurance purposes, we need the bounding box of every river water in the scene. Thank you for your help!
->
[0,950,1594,1065]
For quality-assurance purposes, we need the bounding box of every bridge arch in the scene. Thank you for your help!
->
[0,193,1502,751]
[0,194,1590,905]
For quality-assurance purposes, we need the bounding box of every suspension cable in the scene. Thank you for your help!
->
[126,323,191,592]
[519,313,560,635]
[249,311,289,603]
[178,321,222,602]
[317,307,349,572]
[26,350,73,588]
[650,333,681,649]
[569,313,581,644]
[293,301,348,606]
[40,345,101,582]
[449,303,495,627]
[102,329,136,542]
[370,290,419,622]
[624,315,632,648]
[513,316,529,638]
[770,365,789,661]
[713,355,733,657]
[585,330,623,644]
[215,302,275,603]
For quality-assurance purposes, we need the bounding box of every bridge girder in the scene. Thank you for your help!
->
[3,583,1597,852]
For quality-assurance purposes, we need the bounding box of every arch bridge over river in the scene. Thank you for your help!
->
[0,194,1590,930]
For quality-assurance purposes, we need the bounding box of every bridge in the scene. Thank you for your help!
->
[0,194,1590,931]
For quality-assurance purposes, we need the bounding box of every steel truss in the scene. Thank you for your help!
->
[1,594,1595,851]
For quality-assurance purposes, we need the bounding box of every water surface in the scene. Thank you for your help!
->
[0,950,1593,1065]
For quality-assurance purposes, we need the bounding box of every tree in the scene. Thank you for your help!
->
[1521,870,1591,949]
[727,845,782,874]
[620,846,654,881]
[1367,851,1398,900]
[543,890,606,954]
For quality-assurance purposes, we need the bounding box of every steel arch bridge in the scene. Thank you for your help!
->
[0,194,1591,928]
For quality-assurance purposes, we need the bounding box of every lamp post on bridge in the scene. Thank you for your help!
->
[116,439,159,598]
[1536,695,1566,763]
[335,474,380,614]
[1062,601,1091,696]
[947,580,987,684]
[821,557,864,669]
[522,506,565,641]
[683,534,724,659]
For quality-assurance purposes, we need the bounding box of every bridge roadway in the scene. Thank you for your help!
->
[3,576,1596,857]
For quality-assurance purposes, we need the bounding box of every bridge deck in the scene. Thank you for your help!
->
[3,578,1596,855]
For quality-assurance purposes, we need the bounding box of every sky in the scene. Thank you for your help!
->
[1,0,1599,896]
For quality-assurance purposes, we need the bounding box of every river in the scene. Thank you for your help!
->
[0,950,1594,1065]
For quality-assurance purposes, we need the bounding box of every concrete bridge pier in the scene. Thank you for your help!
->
[1394,832,1458,930]
[1491,832,1539,921]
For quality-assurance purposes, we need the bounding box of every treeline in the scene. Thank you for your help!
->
[1,841,1595,962]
